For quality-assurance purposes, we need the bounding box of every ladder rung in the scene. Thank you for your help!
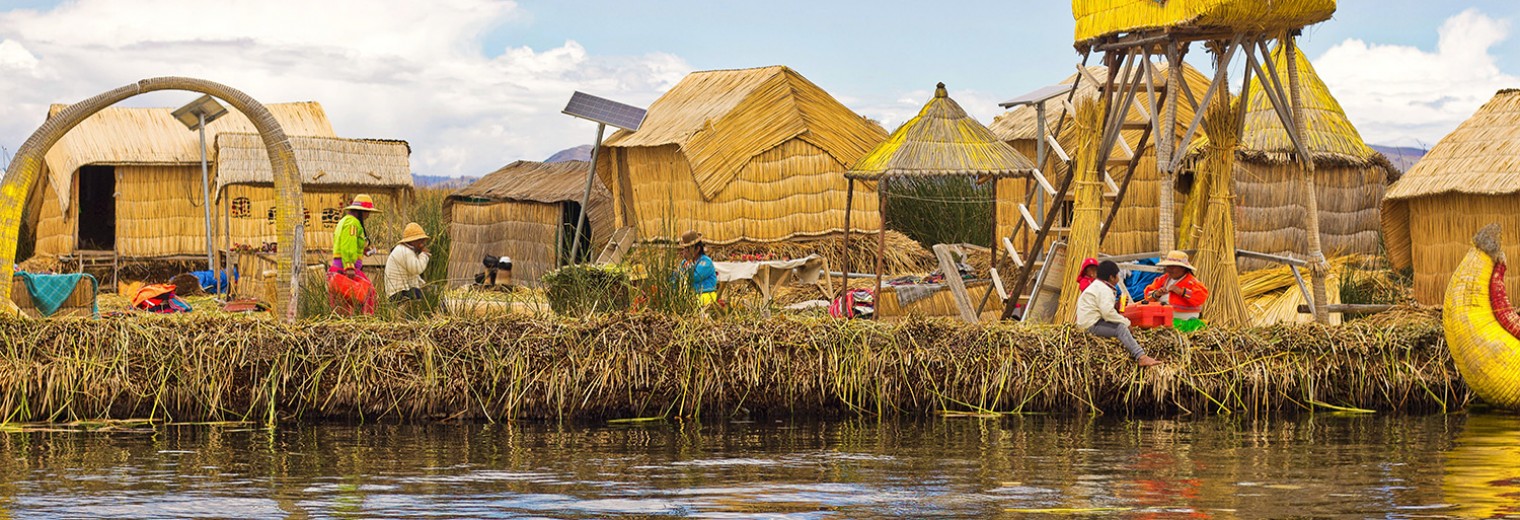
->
[1045,134,1070,162]
[1030,168,1057,196]
[1018,204,1039,232]
[1120,121,1150,131]
[1002,237,1025,268]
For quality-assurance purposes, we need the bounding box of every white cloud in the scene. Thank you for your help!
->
[0,0,691,175]
[1315,8,1518,147]
[854,87,1008,132]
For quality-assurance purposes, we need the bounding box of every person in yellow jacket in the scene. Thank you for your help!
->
[328,194,380,315]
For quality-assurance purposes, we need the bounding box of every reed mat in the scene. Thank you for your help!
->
[0,312,1461,424]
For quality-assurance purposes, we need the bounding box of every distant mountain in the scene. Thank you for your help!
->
[546,144,593,163]
[412,174,476,189]
[1370,144,1428,173]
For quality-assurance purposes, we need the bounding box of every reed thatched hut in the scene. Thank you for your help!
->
[24,102,336,261]
[213,132,414,262]
[444,160,612,287]
[595,65,888,245]
[1231,43,1395,270]
[1383,89,1520,304]
[988,62,1213,256]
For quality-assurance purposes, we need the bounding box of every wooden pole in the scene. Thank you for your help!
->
[840,178,854,298]
[1285,34,1331,324]
[1157,40,1182,253]
[875,177,887,300]
[976,178,999,315]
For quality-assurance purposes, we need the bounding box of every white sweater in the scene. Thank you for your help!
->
[384,245,431,296]
[1075,280,1130,330]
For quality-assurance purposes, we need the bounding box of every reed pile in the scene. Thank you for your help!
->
[1192,92,1249,327]
[0,312,1461,424]
[712,230,935,275]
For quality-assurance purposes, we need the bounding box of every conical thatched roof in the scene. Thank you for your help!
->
[848,83,1034,180]
[1384,89,1520,201]
[1073,0,1336,46]
[1237,42,1384,167]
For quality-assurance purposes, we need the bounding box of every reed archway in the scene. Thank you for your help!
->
[0,77,306,321]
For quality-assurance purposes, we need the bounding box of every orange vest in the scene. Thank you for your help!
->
[1145,273,1209,313]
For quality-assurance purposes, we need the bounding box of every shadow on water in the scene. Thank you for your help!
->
[0,414,1516,518]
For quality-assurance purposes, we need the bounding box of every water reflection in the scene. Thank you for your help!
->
[0,414,1510,518]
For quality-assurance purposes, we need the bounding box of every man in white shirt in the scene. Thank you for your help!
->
[1076,260,1162,367]
[385,222,431,303]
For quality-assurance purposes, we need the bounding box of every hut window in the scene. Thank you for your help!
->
[231,197,251,219]
[321,208,342,229]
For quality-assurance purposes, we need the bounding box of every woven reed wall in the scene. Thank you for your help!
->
[611,139,881,244]
[9,276,94,318]
[113,166,208,257]
[446,201,560,288]
[31,170,73,258]
[1407,194,1520,305]
[1234,161,1385,270]
[218,185,397,261]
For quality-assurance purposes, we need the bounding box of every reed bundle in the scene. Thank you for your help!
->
[0,311,1461,424]
[1055,99,1104,323]
[712,230,935,275]
[1239,256,1353,326]
[1193,93,1249,327]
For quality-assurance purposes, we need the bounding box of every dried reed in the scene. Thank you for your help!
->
[1194,92,1249,327]
[1055,99,1104,323]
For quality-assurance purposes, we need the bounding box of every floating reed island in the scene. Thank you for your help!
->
[0,310,1462,424]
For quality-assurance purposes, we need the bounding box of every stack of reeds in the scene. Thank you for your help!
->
[1192,92,1249,327]
[713,230,935,276]
[1055,99,1104,323]
[1239,256,1353,326]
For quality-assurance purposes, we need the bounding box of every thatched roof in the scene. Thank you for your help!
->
[448,160,606,205]
[213,133,412,195]
[601,65,887,199]
[848,83,1034,180]
[41,102,336,210]
[1384,89,1520,201]
[1073,0,1336,45]
[989,62,1213,147]
[1237,42,1386,168]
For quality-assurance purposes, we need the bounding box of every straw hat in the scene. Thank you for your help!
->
[400,222,429,244]
[1157,250,1194,271]
[678,230,703,249]
[346,194,381,212]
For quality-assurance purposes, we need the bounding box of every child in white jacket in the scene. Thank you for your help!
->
[1075,260,1162,367]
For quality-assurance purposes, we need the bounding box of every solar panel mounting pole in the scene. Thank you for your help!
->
[569,122,605,264]
[174,94,229,296]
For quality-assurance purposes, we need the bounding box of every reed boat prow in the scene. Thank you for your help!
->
[1443,223,1520,409]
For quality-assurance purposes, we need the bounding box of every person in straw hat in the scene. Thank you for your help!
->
[385,222,432,305]
[676,229,718,305]
[328,194,381,315]
[1143,250,1210,322]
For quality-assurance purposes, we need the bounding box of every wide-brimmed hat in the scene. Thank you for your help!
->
[346,194,381,212]
[400,222,429,244]
[678,230,703,249]
[1156,250,1194,271]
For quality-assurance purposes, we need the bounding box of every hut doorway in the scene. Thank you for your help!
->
[76,165,116,251]
[559,201,591,265]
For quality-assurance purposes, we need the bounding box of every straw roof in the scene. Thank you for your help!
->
[41,102,336,210]
[448,160,606,205]
[1072,0,1336,45]
[1237,42,1385,168]
[848,83,1035,180]
[213,133,412,195]
[1384,89,1520,201]
[601,65,887,199]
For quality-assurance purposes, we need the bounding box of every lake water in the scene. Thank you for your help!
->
[1,414,1518,518]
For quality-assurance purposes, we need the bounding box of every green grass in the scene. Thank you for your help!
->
[883,177,994,247]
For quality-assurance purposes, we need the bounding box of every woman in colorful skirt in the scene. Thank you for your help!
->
[329,194,381,315]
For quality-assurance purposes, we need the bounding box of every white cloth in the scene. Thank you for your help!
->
[712,256,816,283]
[1076,280,1129,330]
[384,245,430,297]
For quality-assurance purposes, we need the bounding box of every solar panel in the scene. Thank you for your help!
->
[562,91,646,131]
[999,84,1075,108]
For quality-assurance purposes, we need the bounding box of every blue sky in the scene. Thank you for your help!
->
[0,0,1516,175]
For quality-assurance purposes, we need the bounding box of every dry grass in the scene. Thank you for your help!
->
[0,311,1461,424]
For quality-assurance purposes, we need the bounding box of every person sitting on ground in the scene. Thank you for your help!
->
[677,229,718,305]
[385,222,431,304]
[329,194,380,315]
[1077,257,1100,292]
[1142,250,1209,321]
[1077,260,1162,367]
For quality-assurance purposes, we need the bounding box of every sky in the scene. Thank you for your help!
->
[0,0,1516,177]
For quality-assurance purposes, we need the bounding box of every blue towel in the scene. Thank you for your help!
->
[191,268,237,293]
[1124,258,1161,302]
[15,272,98,317]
